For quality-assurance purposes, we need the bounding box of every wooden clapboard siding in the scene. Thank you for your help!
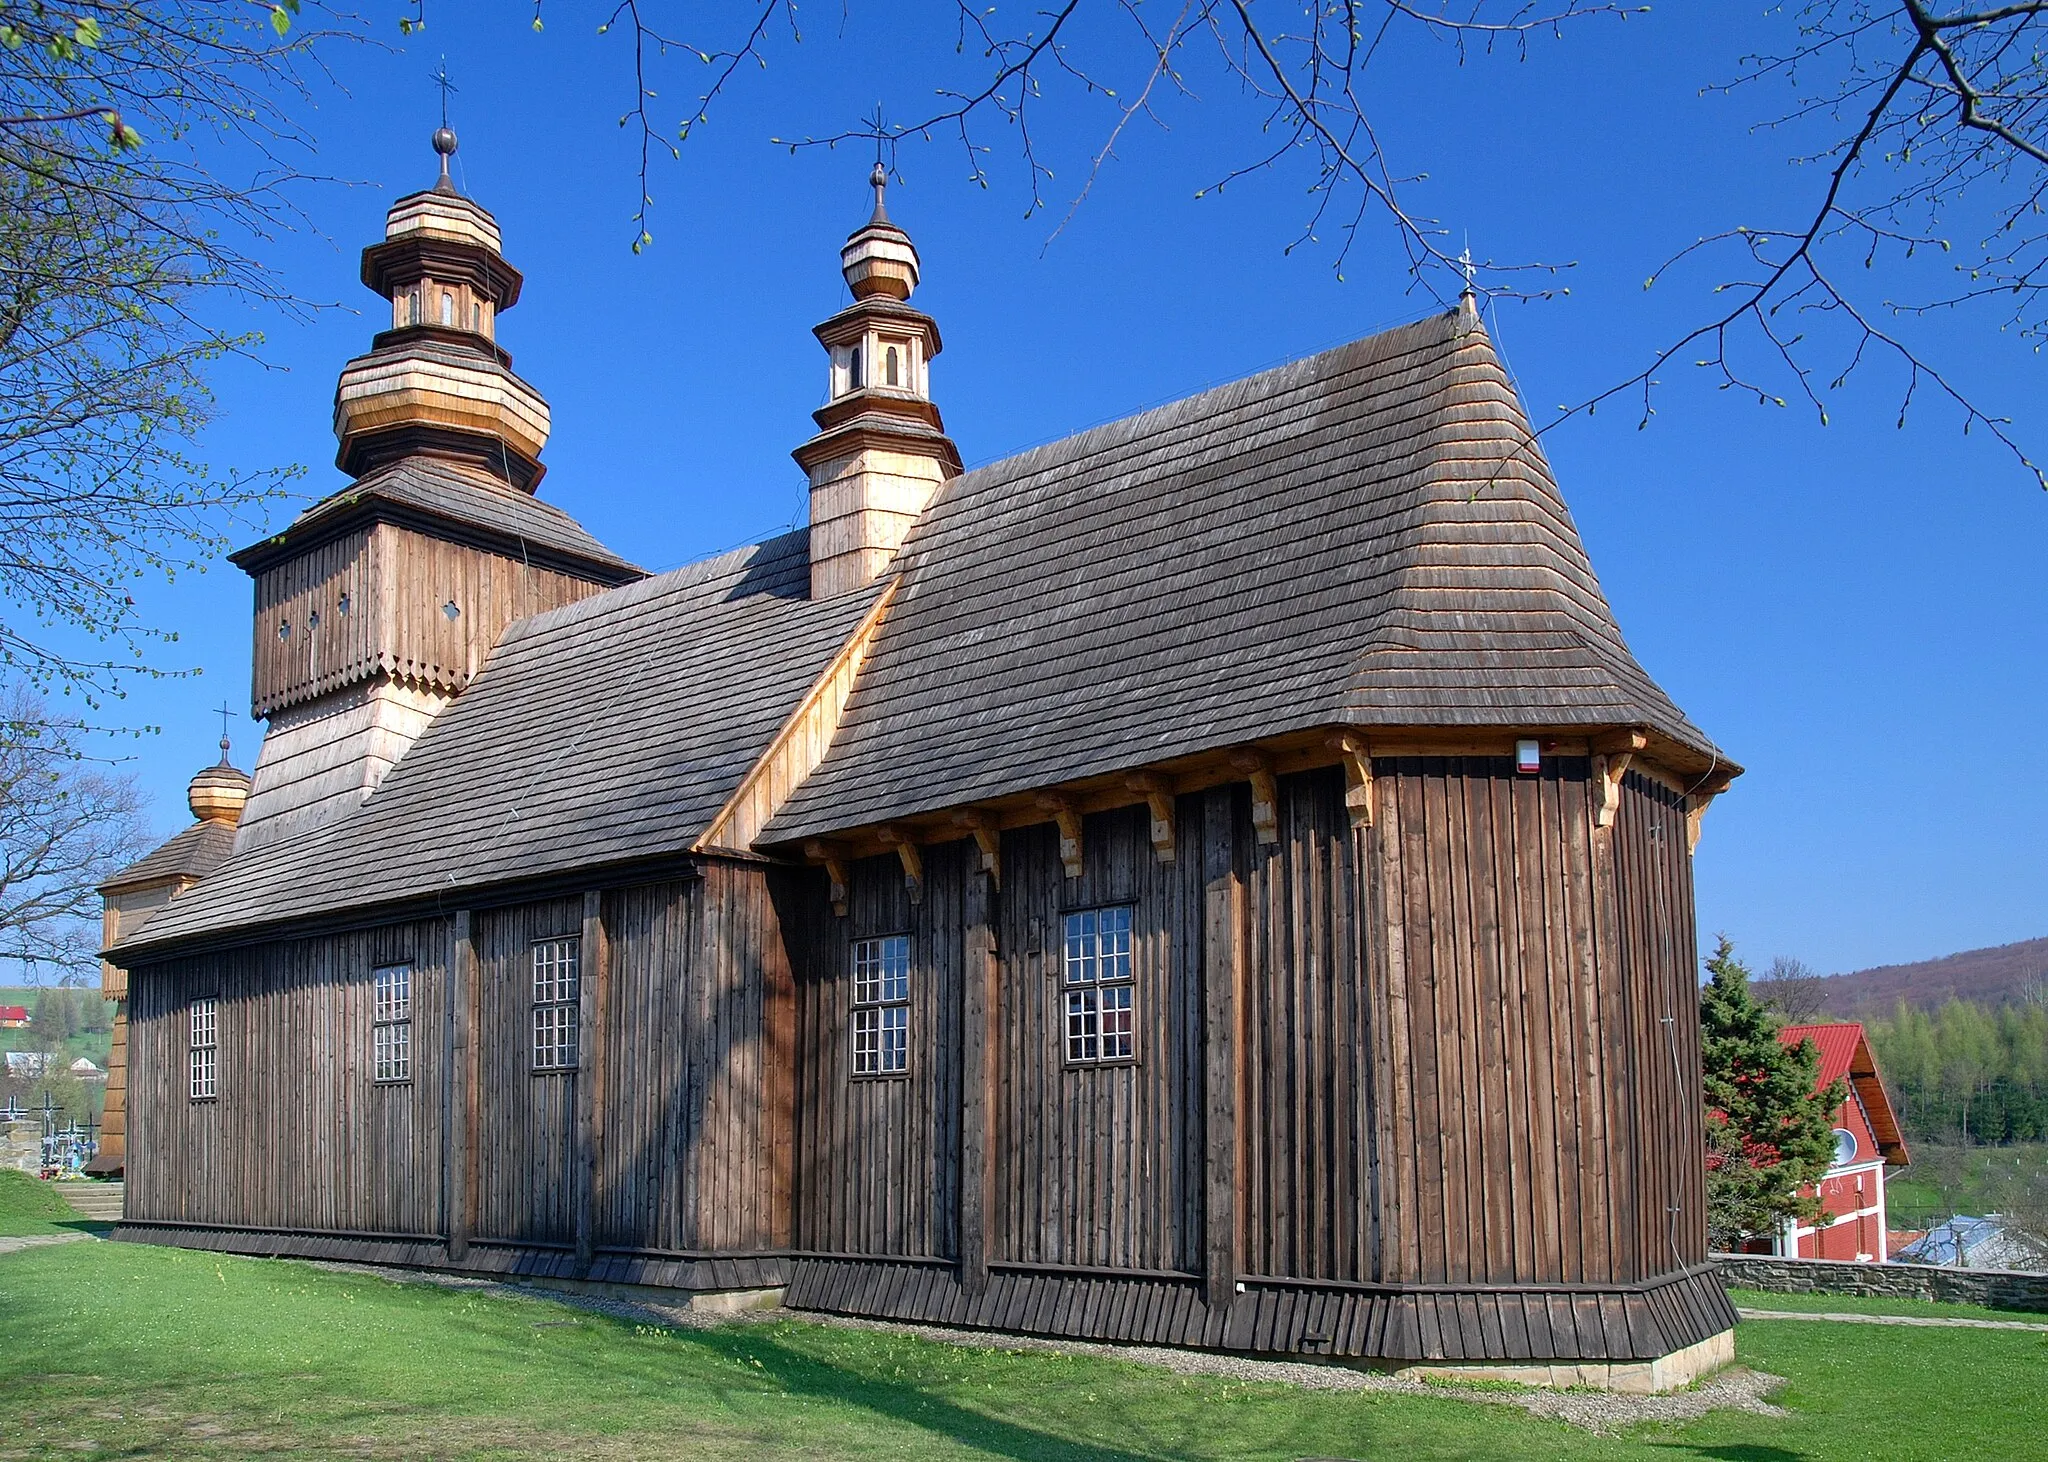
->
[473,896,584,1243]
[252,521,601,718]
[125,918,450,1237]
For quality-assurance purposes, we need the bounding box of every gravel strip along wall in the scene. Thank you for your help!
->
[1715,1253,2048,1312]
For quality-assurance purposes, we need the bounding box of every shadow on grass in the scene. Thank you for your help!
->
[1653,1448,1810,1461]
[676,1323,1163,1462]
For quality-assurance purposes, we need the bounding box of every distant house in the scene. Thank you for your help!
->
[1770,1023,1910,1261]
[1894,1215,2048,1271]
[0,1006,28,1028]
[4,1051,53,1079]
[69,1057,106,1083]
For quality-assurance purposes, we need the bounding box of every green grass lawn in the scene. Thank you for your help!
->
[1727,1285,2046,1324]
[0,1169,104,1237]
[0,1243,2043,1460]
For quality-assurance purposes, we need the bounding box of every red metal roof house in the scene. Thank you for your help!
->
[1770,1023,1910,1261]
[0,1006,28,1029]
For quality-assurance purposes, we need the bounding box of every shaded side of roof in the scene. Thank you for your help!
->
[97,820,239,894]
[1779,1022,1909,1165]
[119,532,879,955]
[763,310,1720,844]
[232,459,641,580]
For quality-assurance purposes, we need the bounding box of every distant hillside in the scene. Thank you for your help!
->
[1816,937,2048,1017]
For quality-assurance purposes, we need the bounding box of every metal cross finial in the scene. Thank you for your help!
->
[433,57,458,128]
[864,103,894,223]
[215,700,236,763]
[1460,241,1476,295]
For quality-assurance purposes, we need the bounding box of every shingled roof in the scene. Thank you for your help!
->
[97,820,239,895]
[118,533,878,954]
[760,308,1723,845]
[229,458,641,580]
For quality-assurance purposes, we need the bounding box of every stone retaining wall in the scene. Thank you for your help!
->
[1714,1253,2048,1313]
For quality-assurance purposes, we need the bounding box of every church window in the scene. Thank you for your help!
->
[849,346,864,390]
[441,290,454,327]
[441,599,461,621]
[851,935,910,1076]
[1063,907,1134,1064]
[531,937,580,1071]
[472,301,482,331]
[885,345,900,387]
[189,998,218,1100]
[408,288,420,326]
[373,963,412,1083]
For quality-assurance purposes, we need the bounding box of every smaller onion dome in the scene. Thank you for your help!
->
[188,742,252,826]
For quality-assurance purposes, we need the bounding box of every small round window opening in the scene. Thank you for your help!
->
[276,621,290,641]
[441,599,461,621]
[336,592,350,616]
[308,610,320,631]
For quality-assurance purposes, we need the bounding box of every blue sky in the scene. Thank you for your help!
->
[96,4,2046,977]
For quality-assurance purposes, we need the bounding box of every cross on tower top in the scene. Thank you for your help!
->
[430,59,460,188]
[214,701,236,763]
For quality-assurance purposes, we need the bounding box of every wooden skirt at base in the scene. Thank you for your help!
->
[784,1257,1737,1363]
[108,1222,1734,1364]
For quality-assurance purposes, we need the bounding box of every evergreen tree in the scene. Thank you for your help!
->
[1700,937,1846,1249]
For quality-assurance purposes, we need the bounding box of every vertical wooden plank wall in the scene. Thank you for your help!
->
[1610,771,1708,1271]
[1367,755,1710,1296]
[472,896,583,1244]
[793,842,964,1259]
[124,917,451,1236]
[593,869,792,1257]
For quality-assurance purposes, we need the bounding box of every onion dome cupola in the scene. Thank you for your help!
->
[796,165,962,599]
[187,736,253,825]
[335,125,551,492]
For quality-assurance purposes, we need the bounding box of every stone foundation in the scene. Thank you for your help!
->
[1389,1328,1735,1395]
[1714,1253,2048,1313]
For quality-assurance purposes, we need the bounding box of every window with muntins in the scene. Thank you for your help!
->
[1064,907,1135,1063]
[531,937,580,1071]
[189,998,218,1099]
[373,963,412,1083]
[851,935,910,1075]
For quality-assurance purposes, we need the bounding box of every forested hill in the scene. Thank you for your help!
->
[1817,937,2048,1017]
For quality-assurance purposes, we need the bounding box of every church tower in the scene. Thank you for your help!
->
[796,166,962,598]
[230,127,639,850]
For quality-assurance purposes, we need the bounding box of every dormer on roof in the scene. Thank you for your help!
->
[797,166,962,599]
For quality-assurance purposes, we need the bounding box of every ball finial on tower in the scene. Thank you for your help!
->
[868,162,889,224]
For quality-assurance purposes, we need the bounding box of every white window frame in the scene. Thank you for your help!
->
[189,998,218,1100]
[531,936,580,1072]
[373,963,413,1084]
[851,934,911,1077]
[1063,907,1135,1065]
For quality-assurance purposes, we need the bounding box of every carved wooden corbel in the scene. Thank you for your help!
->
[1036,794,1084,879]
[1328,733,1374,829]
[804,840,850,918]
[1125,772,1177,863]
[877,826,924,904]
[1229,750,1280,845]
[1686,793,1716,855]
[954,809,1002,887]
[1593,731,1647,830]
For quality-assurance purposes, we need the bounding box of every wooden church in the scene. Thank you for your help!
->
[104,129,1743,1387]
